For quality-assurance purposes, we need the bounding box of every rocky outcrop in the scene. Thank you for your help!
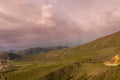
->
[104,54,120,66]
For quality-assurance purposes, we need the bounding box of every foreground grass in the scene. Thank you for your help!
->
[3,62,64,80]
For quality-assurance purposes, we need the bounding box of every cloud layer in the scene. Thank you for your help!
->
[0,0,120,50]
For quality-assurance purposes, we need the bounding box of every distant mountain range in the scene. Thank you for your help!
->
[0,53,21,61]
[0,46,68,60]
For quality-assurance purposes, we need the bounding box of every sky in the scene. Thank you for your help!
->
[0,0,120,50]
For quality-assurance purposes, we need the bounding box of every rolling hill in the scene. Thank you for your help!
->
[1,31,120,80]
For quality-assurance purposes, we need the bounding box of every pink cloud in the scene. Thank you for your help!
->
[0,0,120,50]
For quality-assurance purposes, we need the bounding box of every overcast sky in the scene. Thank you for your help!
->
[0,0,120,50]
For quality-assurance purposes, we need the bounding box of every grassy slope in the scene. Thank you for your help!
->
[2,31,120,80]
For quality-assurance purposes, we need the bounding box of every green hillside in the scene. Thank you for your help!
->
[1,31,120,80]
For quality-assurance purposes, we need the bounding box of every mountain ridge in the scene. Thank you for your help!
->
[9,46,68,55]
